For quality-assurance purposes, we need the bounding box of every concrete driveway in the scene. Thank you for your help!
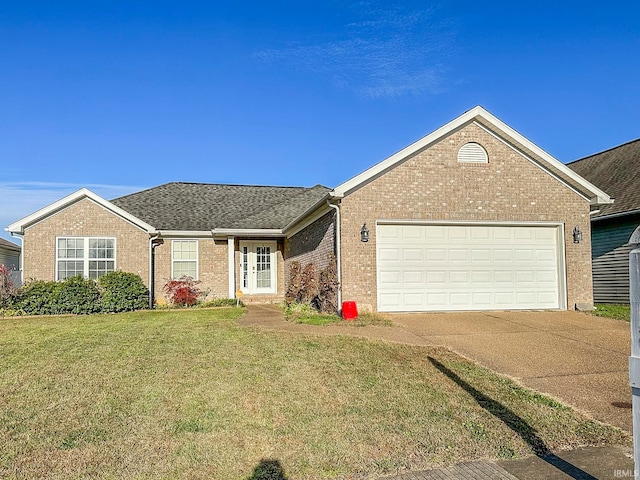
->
[390,310,632,432]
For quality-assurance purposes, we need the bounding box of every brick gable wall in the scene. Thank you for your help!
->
[22,198,149,284]
[339,122,593,311]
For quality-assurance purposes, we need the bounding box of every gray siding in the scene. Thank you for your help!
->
[591,217,639,304]
[0,247,21,287]
[0,249,19,270]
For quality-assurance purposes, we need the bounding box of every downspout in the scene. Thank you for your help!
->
[148,234,160,309]
[326,200,342,310]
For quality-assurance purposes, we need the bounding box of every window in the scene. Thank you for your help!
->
[57,237,115,280]
[172,240,198,279]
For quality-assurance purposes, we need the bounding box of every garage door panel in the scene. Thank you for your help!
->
[449,249,469,262]
[472,271,492,284]
[450,292,471,305]
[379,248,401,262]
[450,271,469,283]
[471,249,491,262]
[426,271,446,284]
[403,271,424,284]
[403,249,424,262]
[426,249,446,261]
[377,224,562,312]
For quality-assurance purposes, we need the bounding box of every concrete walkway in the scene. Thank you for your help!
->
[240,305,634,479]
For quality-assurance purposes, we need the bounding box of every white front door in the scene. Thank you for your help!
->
[239,241,277,294]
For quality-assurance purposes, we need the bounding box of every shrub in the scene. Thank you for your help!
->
[299,263,318,304]
[98,271,149,313]
[163,276,202,306]
[54,276,101,315]
[12,280,60,315]
[285,261,302,305]
[12,272,149,316]
[317,255,339,314]
[0,264,17,309]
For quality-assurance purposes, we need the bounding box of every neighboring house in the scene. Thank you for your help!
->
[6,106,611,312]
[567,138,640,304]
[0,237,21,286]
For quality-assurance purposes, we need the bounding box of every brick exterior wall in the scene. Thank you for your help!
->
[339,122,593,312]
[284,211,336,284]
[153,237,229,303]
[22,198,150,284]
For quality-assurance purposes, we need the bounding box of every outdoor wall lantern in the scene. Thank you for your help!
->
[573,225,583,244]
[360,223,369,243]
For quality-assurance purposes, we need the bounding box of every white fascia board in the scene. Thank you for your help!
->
[211,228,284,238]
[158,230,214,237]
[331,105,612,206]
[7,188,156,234]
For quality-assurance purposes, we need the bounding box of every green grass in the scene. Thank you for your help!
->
[0,309,629,479]
[284,302,392,326]
[591,303,630,322]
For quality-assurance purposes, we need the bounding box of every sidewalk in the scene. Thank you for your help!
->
[240,304,635,479]
[381,445,634,480]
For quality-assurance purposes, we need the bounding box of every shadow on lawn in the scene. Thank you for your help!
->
[246,458,288,480]
[428,357,597,480]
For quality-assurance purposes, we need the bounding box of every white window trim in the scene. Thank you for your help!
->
[55,236,117,280]
[171,239,199,280]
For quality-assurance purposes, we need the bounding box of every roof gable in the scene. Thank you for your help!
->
[567,138,640,219]
[332,106,612,206]
[6,188,156,235]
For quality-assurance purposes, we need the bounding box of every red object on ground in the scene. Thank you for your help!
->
[342,301,358,320]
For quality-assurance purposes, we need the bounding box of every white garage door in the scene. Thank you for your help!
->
[377,224,564,312]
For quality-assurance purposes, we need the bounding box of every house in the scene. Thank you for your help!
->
[0,237,21,287]
[6,106,611,312]
[567,139,640,304]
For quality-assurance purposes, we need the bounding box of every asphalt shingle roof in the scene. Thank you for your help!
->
[110,182,331,231]
[567,138,640,219]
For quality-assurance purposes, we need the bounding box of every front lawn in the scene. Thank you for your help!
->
[0,309,628,479]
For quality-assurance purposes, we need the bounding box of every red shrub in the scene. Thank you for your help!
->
[163,276,202,306]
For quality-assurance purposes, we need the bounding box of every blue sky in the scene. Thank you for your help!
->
[2,1,639,242]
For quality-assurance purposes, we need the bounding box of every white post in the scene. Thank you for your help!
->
[227,236,235,299]
[628,226,640,475]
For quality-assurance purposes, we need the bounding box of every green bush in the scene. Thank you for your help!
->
[12,280,60,315]
[98,271,149,313]
[10,272,149,316]
[55,276,101,314]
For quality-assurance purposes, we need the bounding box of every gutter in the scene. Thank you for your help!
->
[326,199,342,310]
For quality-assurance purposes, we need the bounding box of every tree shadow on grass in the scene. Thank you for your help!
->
[246,458,288,480]
[428,357,597,480]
